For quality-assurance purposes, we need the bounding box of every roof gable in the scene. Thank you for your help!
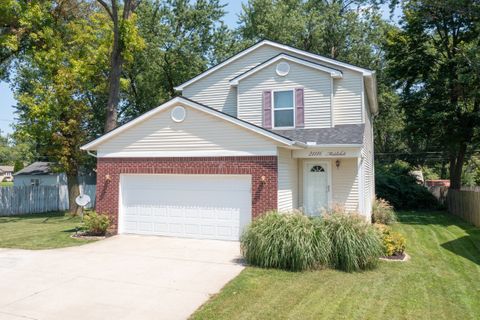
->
[81,97,297,151]
[174,40,373,91]
[229,53,343,85]
[14,162,52,176]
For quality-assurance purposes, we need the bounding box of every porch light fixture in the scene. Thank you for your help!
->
[105,174,111,181]
[260,175,266,183]
[335,159,341,169]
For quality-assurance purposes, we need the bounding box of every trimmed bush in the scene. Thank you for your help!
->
[372,198,397,225]
[375,160,438,210]
[375,224,406,257]
[321,211,383,272]
[241,211,331,271]
[83,211,110,236]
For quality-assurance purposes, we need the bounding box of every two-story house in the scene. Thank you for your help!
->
[82,40,378,241]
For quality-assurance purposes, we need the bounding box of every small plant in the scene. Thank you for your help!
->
[374,224,406,257]
[321,209,383,272]
[241,211,331,271]
[83,211,111,236]
[372,198,397,225]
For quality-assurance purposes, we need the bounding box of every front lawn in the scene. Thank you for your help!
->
[192,211,480,320]
[0,212,95,249]
[0,181,13,187]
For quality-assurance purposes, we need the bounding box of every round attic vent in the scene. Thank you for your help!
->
[171,106,186,122]
[276,61,290,76]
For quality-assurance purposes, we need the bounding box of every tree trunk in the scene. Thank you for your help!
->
[67,174,82,216]
[440,158,447,179]
[104,20,123,133]
[450,142,467,190]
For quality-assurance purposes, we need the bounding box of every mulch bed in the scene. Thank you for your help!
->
[70,231,111,240]
[379,252,410,262]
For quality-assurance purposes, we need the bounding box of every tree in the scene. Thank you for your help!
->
[239,0,385,65]
[11,1,113,214]
[13,159,23,172]
[0,132,36,166]
[120,0,238,120]
[96,0,142,132]
[385,0,480,189]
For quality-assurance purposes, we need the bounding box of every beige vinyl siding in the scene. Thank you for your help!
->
[361,97,374,216]
[183,45,284,116]
[298,158,359,212]
[332,158,360,212]
[182,43,365,125]
[333,69,363,125]
[237,60,332,128]
[277,148,298,211]
[97,103,278,157]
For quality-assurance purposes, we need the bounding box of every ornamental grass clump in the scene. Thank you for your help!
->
[372,198,397,225]
[322,211,383,272]
[241,211,331,271]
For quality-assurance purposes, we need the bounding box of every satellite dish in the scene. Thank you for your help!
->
[75,194,91,207]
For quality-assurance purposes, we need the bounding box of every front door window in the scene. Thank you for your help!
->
[304,162,329,215]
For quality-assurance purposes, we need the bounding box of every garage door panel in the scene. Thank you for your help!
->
[120,174,251,240]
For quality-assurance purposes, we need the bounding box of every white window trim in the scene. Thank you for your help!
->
[272,89,296,129]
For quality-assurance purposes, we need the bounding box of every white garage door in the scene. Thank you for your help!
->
[119,174,252,241]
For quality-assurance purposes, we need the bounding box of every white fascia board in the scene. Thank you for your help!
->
[174,41,266,91]
[97,149,278,158]
[229,54,342,85]
[306,144,363,148]
[174,40,373,91]
[81,97,294,150]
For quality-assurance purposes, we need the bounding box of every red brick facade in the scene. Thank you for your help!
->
[95,156,278,232]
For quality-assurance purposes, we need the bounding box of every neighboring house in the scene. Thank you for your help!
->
[82,40,378,241]
[0,165,14,182]
[13,162,67,186]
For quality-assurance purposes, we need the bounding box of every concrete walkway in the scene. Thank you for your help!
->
[0,235,244,320]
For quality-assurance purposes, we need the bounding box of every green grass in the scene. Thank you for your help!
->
[0,181,13,187]
[192,211,480,320]
[0,212,95,249]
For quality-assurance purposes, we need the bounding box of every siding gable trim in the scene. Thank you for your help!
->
[174,40,373,91]
[81,97,297,150]
[229,54,343,85]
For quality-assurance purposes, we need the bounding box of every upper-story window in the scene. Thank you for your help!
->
[273,90,295,128]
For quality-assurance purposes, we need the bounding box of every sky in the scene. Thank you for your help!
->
[0,0,397,135]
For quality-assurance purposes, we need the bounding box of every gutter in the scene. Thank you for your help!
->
[86,151,97,158]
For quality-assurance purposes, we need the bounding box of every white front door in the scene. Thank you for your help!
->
[304,161,330,215]
[119,174,252,241]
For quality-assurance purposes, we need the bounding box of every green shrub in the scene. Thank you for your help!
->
[372,198,397,225]
[374,224,406,257]
[321,211,383,272]
[83,211,110,236]
[375,160,438,210]
[241,211,331,271]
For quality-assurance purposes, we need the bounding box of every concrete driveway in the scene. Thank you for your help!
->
[0,235,244,320]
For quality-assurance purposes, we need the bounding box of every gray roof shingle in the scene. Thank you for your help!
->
[0,166,14,173]
[272,124,365,145]
[14,162,54,176]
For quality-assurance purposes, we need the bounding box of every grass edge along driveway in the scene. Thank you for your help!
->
[192,211,480,320]
[0,212,94,250]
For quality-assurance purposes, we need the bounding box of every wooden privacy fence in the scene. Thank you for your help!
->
[447,189,480,227]
[0,185,96,216]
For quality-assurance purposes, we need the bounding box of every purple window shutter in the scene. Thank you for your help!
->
[295,88,305,128]
[262,90,272,129]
